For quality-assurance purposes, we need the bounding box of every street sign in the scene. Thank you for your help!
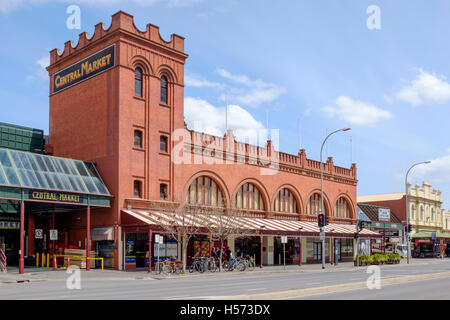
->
[35,229,43,239]
[378,208,391,221]
[49,229,58,241]
[320,232,325,241]
[281,236,287,244]
[155,234,164,244]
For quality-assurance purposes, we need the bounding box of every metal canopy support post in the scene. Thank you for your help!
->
[86,204,91,271]
[19,197,25,274]
[209,232,212,259]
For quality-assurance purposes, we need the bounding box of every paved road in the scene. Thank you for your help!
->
[1,259,450,299]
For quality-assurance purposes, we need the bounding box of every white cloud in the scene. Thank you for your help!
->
[216,68,286,107]
[410,152,450,183]
[184,97,267,144]
[322,96,393,126]
[395,69,450,106]
[185,73,223,89]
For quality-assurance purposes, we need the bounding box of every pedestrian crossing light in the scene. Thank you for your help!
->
[324,215,329,226]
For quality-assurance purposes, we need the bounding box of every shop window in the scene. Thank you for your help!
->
[135,67,143,96]
[186,176,225,207]
[160,136,168,152]
[160,183,168,200]
[235,182,264,210]
[134,130,142,148]
[160,75,168,104]
[274,188,298,213]
[134,180,142,198]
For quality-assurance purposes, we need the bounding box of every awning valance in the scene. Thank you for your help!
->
[121,209,382,238]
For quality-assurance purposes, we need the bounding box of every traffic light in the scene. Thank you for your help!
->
[324,215,329,226]
[407,224,412,233]
[358,221,365,231]
[404,224,408,233]
[318,213,325,227]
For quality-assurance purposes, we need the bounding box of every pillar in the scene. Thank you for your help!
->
[301,237,308,264]
[148,229,152,273]
[209,232,212,259]
[86,205,90,271]
[27,214,35,258]
[260,235,263,268]
[331,237,334,265]
[263,236,274,265]
[19,200,25,274]
[299,236,302,266]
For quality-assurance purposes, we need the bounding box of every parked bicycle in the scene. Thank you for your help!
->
[155,258,182,275]
[188,257,205,273]
[224,257,246,272]
[201,257,218,273]
[241,255,255,271]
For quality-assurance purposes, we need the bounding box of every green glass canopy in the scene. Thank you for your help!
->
[0,147,110,197]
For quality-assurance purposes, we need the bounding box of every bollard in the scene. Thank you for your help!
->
[46,254,49,269]
[41,253,44,268]
[36,253,39,268]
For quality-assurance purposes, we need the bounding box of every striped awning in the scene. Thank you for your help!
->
[122,209,382,238]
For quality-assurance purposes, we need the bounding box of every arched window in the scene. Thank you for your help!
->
[431,208,435,222]
[411,204,415,220]
[135,67,143,96]
[274,188,298,213]
[306,193,327,215]
[235,183,265,211]
[420,206,424,221]
[134,180,142,198]
[160,75,168,104]
[334,197,350,218]
[186,176,225,207]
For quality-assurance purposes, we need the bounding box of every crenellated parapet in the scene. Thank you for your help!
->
[184,129,357,184]
[49,11,186,65]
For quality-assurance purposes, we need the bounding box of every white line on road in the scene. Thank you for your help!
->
[247,288,267,291]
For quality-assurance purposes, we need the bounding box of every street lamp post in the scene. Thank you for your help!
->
[320,128,351,269]
[405,161,431,264]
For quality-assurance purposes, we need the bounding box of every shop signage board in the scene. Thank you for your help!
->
[35,229,43,239]
[49,229,58,241]
[0,221,20,229]
[378,208,391,221]
[281,236,288,243]
[52,44,116,94]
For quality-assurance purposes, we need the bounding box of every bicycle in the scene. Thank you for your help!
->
[188,257,205,273]
[224,257,246,272]
[242,255,255,271]
[201,257,218,273]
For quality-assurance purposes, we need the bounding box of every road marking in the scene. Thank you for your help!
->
[247,288,267,291]
[215,271,450,300]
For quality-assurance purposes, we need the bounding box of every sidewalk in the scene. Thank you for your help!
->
[1,258,446,283]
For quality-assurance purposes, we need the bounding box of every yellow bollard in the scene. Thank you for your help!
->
[46,254,49,268]
[41,253,44,268]
[36,253,39,268]
[101,258,104,271]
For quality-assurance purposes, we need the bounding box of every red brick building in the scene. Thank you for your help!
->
[44,11,379,270]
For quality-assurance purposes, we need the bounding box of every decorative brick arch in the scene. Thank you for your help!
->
[231,178,270,211]
[333,193,355,219]
[156,64,178,83]
[182,171,231,207]
[130,55,154,76]
[271,184,303,214]
[304,189,332,216]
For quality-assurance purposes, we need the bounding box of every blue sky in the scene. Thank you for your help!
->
[1,0,450,207]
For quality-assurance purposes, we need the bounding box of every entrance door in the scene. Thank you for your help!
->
[313,242,322,262]
[334,239,341,262]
